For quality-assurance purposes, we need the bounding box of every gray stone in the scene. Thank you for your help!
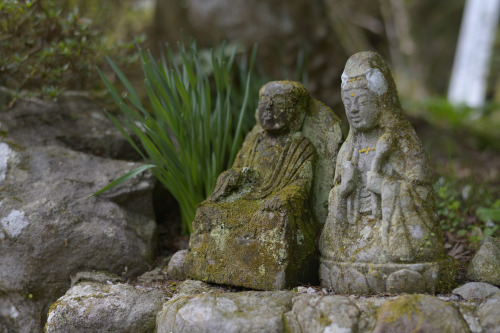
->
[467,236,500,286]
[319,51,454,294]
[137,268,167,283]
[354,298,388,333]
[185,81,341,290]
[156,291,294,333]
[0,294,47,333]
[167,250,188,280]
[373,294,470,333]
[1,95,140,160]
[0,140,156,331]
[70,271,125,287]
[283,295,360,333]
[477,292,500,333]
[173,279,226,298]
[453,282,500,300]
[45,281,168,333]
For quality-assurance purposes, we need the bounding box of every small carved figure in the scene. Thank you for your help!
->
[185,81,328,290]
[319,51,455,294]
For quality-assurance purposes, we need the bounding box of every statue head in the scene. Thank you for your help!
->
[257,81,309,134]
[341,51,402,133]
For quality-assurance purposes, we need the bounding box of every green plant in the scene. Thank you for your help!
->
[435,177,466,235]
[94,42,258,234]
[435,177,500,243]
[0,0,141,100]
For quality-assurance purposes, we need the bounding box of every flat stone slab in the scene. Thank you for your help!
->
[320,259,456,294]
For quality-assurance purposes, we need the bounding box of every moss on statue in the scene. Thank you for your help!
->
[185,81,326,290]
[319,51,456,294]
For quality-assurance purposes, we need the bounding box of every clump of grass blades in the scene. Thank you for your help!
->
[93,42,258,234]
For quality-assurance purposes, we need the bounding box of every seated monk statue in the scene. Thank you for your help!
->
[319,51,456,294]
[185,81,320,290]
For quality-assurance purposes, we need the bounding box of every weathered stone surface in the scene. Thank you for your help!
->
[45,280,168,333]
[137,268,167,284]
[477,292,500,333]
[1,95,140,160]
[173,279,226,298]
[283,295,360,333]
[156,291,294,333]
[453,282,500,300]
[185,81,341,290]
[0,95,157,332]
[319,51,454,294]
[354,297,388,333]
[167,250,188,280]
[320,259,456,295]
[373,294,470,333]
[467,236,500,286]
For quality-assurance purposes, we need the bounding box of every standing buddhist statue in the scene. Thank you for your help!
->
[319,51,455,294]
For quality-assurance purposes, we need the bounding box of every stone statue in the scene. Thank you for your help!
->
[185,81,341,290]
[319,51,456,294]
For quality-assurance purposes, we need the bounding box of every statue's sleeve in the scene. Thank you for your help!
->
[380,146,440,262]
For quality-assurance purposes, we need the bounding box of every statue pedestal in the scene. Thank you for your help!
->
[319,258,456,294]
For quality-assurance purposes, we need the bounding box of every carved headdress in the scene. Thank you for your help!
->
[340,51,414,159]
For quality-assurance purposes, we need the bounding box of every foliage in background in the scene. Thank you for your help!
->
[405,97,500,151]
[95,42,258,234]
[0,0,143,100]
[435,177,500,244]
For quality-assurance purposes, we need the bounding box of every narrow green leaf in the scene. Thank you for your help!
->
[89,164,156,198]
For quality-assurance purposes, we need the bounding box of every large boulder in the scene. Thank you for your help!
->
[0,95,157,332]
[0,95,140,160]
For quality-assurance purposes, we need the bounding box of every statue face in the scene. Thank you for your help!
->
[342,88,380,131]
[257,90,291,133]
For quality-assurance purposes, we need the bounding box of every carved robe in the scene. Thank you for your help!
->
[320,129,443,264]
[185,129,318,290]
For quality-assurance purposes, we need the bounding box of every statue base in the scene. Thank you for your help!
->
[319,258,456,294]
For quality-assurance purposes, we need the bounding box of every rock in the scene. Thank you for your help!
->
[0,294,47,333]
[45,280,168,333]
[453,282,500,300]
[354,298,388,333]
[467,236,500,286]
[373,294,470,333]
[283,295,360,333]
[477,292,500,333]
[173,279,226,298]
[70,271,125,287]
[1,95,140,160]
[0,139,156,331]
[137,268,167,283]
[319,51,455,294]
[156,291,294,333]
[166,250,188,280]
